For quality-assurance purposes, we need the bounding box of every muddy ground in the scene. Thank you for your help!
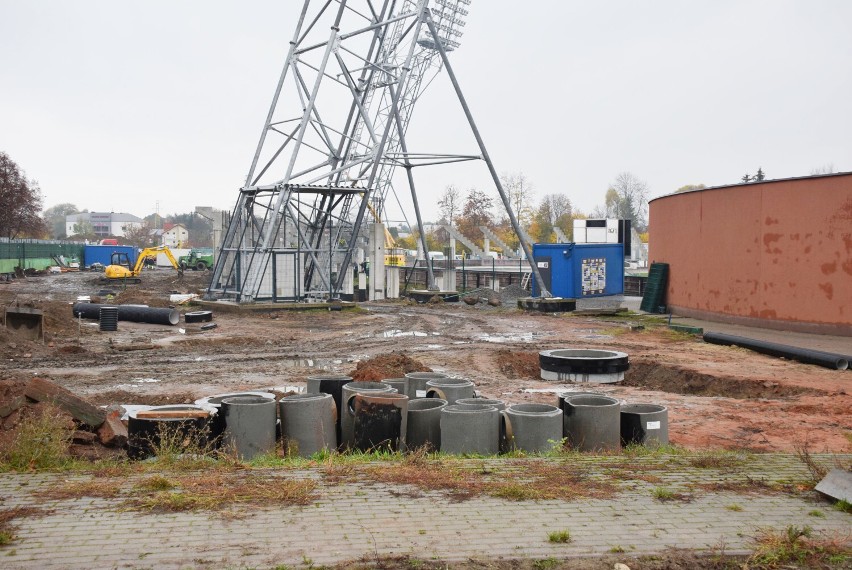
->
[1,269,850,453]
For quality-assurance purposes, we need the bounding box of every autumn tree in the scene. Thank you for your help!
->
[123,221,154,248]
[42,203,79,239]
[499,172,535,226]
[455,188,494,246]
[597,172,649,232]
[675,184,706,193]
[0,152,47,238]
[437,185,462,225]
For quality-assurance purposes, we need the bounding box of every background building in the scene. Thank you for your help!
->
[649,172,852,335]
[65,212,144,238]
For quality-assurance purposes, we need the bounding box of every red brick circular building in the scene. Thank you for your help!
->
[648,172,852,336]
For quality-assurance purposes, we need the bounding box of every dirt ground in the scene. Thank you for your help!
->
[1,268,850,454]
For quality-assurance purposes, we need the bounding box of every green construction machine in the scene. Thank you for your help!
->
[178,248,214,271]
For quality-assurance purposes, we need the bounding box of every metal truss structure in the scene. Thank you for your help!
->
[208,0,549,303]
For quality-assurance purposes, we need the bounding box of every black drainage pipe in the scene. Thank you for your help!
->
[73,303,179,326]
[703,332,849,371]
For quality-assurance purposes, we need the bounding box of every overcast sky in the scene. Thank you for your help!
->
[2,1,850,225]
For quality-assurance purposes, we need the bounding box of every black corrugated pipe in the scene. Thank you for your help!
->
[72,303,179,326]
[703,332,849,371]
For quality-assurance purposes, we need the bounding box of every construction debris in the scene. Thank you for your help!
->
[24,377,107,428]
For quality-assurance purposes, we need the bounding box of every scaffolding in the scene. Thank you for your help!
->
[207,0,549,302]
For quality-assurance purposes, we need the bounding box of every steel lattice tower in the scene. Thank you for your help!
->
[208,0,549,302]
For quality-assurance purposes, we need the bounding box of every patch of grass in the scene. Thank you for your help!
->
[146,422,218,469]
[694,476,783,495]
[686,450,750,470]
[547,530,571,544]
[835,499,852,514]
[608,545,625,553]
[0,507,53,546]
[749,525,852,568]
[3,404,73,471]
[127,472,318,512]
[35,479,123,501]
[726,504,743,512]
[532,557,559,569]
[367,458,617,503]
[808,509,825,518]
[651,486,692,502]
[135,475,175,492]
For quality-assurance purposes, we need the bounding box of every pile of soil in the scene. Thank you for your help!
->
[349,353,431,381]
[495,349,539,379]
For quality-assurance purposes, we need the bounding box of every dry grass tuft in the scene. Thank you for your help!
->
[748,525,851,568]
[128,471,318,512]
[35,479,123,501]
[367,458,617,502]
[0,507,54,546]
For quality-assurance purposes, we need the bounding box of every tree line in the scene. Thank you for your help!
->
[395,171,651,256]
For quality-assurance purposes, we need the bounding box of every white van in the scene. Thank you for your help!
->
[426,251,446,260]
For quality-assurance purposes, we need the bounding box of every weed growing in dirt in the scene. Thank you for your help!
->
[652,487,675,501]
[547,530,571,543]
[608,545,626,553]
[808,509,825,518]
[835,499,852,514]
[3,405,73,471]
[135,475,176,492]
[748,525,851,568]
[726,504,743,512]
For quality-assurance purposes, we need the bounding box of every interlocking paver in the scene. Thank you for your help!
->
[0,453,849,568]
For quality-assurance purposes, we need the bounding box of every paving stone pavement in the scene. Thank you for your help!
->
[0,453,850,569]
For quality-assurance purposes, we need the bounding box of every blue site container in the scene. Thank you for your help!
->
[83,245,137,268]
[531,243,624,298]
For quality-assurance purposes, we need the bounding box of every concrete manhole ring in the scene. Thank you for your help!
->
[539,348,630,383]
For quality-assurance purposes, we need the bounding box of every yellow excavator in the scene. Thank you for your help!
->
[104,245,183,283]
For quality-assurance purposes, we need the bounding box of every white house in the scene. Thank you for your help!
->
[159,223,189,248]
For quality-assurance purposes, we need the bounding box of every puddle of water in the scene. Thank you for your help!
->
[474,332,540,343]
[382,330,440,338]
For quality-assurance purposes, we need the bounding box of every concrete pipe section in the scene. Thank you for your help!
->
[503,403,563,454]
[406,398,447,452]
[351,392,409,452]
[539,349,630,383]
[440,403,500,455]
[306,374,352,444]
[404,371,449,399]
[340,382,396,449]
[621,403,669,447]
[127,405,211,460]
[194,391,276,445]
[562,395,621,452]
[220,396,277,460]
[425,377,475,405]
[279,393,337,457]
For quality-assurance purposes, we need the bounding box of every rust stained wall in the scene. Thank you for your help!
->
[649,174,852,334]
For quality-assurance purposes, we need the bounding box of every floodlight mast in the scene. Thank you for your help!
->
[207,0,551,303]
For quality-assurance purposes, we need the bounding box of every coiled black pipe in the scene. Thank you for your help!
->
[72,303,179,326]
[703,332,849,371]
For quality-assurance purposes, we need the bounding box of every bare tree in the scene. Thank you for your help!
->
[499,172,535,226]
[601,172,649,231]
[0,152,47,238]
[810,164,835,175]
[437,185,462,225]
